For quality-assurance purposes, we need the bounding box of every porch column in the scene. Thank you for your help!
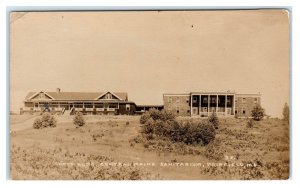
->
[190,94,193,116]
[199,95,201,116]
[233,95,236,116]
[208,95,210,116]
[216,95,218,113]
[225,95,227,116]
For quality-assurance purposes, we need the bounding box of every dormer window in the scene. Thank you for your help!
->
[39,93,45,99]
[106,93,112,99]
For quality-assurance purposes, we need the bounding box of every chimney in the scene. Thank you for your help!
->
[56,88,61,93]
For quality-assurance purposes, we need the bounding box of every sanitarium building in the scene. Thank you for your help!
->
[21,88,261,118]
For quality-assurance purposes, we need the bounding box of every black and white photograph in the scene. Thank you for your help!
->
[9,9,290,180]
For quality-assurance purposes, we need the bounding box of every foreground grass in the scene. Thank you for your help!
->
[130,117,289,179]
[10,115,289,180]
[10,146,151,180]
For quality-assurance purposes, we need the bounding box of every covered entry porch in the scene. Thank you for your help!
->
[190,92,235,117]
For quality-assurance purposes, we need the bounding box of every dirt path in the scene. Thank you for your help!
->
[10,115,39,132]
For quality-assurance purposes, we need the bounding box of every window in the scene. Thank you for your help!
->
[176,107,179,114]
[193,108,197,114]
[254,98,258,103]
[235,110,237,114]
[109,104,118,109]
[84,103,93,108]
[34,103,38,108]
[39,93,45,99]
[168,97,172,103]
[95,103,104,108]
[193,96,197,102]
[106,93,112,99]
[126,104,130,111]
[243,110,246,114]
[242,98,246,104]
[187,110,190,113]
[203,97,208,103]
[211,97,216,103]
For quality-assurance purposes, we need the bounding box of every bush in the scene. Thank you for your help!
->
[143,118,155,135]
[140,108,175,124]
[73,112,85,127]
[195,121,216,145]
[33,112,57,129]
[33,118,42,129]
[142,118,215,145]
[140,112,151,124]
[160,110,176,121]
[140,109,215,145]
[282,103,289,123]
[246,119,254,128]
[251,105,265,121]
[208,111,219,129]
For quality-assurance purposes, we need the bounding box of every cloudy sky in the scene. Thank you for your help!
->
[10,10,290,117]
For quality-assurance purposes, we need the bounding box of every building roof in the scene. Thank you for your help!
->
[25,91,128,101]
[235,93,261,97]
[136,105,164,107]
[163,91,236,96]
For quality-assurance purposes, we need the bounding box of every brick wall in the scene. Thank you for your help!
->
[163,95,190,116]
[235,95,261,117]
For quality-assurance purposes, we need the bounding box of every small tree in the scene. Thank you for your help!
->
[282,102,289,123]
[33,112,57,129]
[246,119,254,128]
[208,111,219,129]
[251,105,265,121]
[73,112,85,127]
[140,108,175,124]
[33,118,42,129]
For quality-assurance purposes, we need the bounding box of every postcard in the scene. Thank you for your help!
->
[9,10,290,180]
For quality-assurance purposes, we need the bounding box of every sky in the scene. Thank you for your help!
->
[10,10,290,117]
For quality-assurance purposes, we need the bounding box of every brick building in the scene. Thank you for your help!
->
[163,92,261,117]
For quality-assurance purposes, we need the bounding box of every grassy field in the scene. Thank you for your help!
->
[10,114,289,180]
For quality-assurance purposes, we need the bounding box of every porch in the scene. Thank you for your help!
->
[190,94,235,117]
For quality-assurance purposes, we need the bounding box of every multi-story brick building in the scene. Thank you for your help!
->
[163,92,261,117]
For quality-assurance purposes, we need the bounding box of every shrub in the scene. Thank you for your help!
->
[142,118,215,145]
[142,118,155,135]
[33,118,42,129]
[140,112,151,124]
[140,109,216,146]
[160,110,176,121]
[147,108,163,121]
[246,119,254,128]
[282,102,289,123]
[251,105,265,121]
[73,112,85,127]
[140,108,175,124]
[198,121,216,145]
[33,112,57,129]
[208,111,219,129]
